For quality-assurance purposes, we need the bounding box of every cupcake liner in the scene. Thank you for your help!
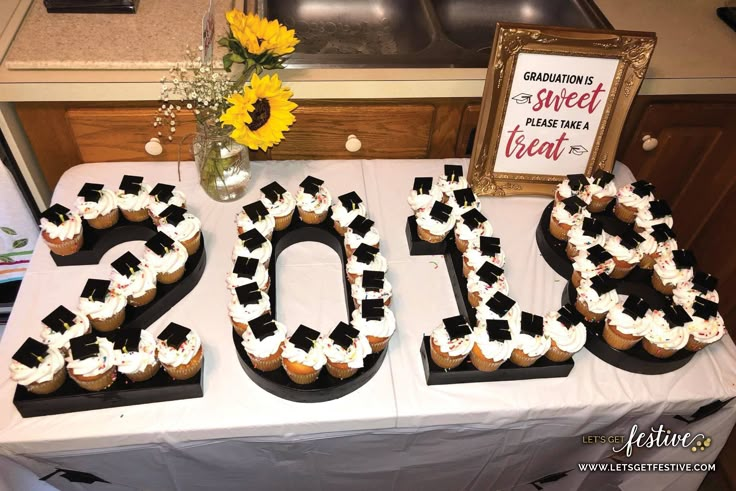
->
[554,190,564,204]
[120,207,150,222]
[613,202,637,223]
[610,260,636,279]
[274,213,294,231]
[685,335,707,352]
[326,362,359,379]
[247,343,284,372]
[602,322,641,350]
[232,320,249,337]
[298,208,328,224]
[69,366,117,392]
[430,344,467,369]
[571,271,583,289]
[642,338,678,359]
[574,298,606,322]
[88,208,119,230]
[462,257,473,278]
[347,272,361,285]
[633,225,647,234]
[549,215,570,241]
[128,287,157,307]
[651,271,675,296]
[345,243,355,257]
[44,231,84,256]
[588,196,613,213]
[125,361,160,382]
[468,290,482,308]
[417,225,448,243]
[469,347,504,372]
[89,308,126,332]
[510,349,542,367]
[282,359,320,384]
[545,341,574,362]
[181,232,201,256]
[163,347,203,380]
[639,254,656,270]
[367,335,390,353]
[26,367,67,395]
[333,221,349,236]
[455,236,469,253]
[157,265,186,285]
[565,242,579,260]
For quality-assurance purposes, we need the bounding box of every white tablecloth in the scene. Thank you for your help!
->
[0,159,734,491]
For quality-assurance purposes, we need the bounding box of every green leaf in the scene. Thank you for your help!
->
[230,54,244,63]
[217,36,230,47]
[1,227,16,235]
[12,238,28,249]
[223,54,234,72]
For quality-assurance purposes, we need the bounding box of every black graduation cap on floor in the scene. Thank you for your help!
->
[485,291,516,317]
[412,177,433,195]
[114,328,142,353]
[461,209,486,231]
[353,244,379,265]
[586,244,612,265]
[479,236,501,256]
[158,322,191,348]
[442,315,471,339]
[693,272,718,294]
[348,215,374,237]
[238,228,267,252]
[673,250,696,270]
[290,324,321,353]
[299,175,324,195]
[620,230,645,250]
[561,195,587,215]
[444,164,463,183]
[485,319,513,341]
[119,175,143,195]
[557,304,583,327]
[12,338,48,368]
[650,223,676,243]
[362,270,384,291]
[330,321,360,350]
[145,231,176,257]
[261,181,287,202]
[581,217,602,237]
[453,188,476,208]
[520,312,544,336]
[159,204,186,226]
[77,183,104,203]
[566,174,588,192]
[631,180,655,197]
[663,304,692,326]
[42,305,78,333]
[249,313,278,341]
[477,262,504,285]
[233,257,259,279]
[361,298,385,321]
[429,200,453,223]
[81,279,110,303]
[235,283,262,306]
[589,273,615,295]
[591,169,614,187]
[338,191,363,211]
[648,200,672,219]
[149,183,175,203]
[693,296,719,320]
[111,251,141,278]
[69,334,100,360]
[41,204,71,226]
[622,296,649,319]
[243,201,269,222]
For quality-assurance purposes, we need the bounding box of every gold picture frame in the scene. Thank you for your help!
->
[469,23,656,197]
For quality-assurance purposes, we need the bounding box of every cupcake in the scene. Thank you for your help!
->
[156,205,202,256]
[475,291,522,334]
[78,279,127,332]
[229,284,272,336]
[331,191,367,236]
[351,270,392,308]
[237,201,275,240]
[143,232,188,284]
[470,319,514,371]
[510,312,551,367]
[116,175,151,222]
[602,296,650,350]
[454,209,493,253]
[296,175,332,224]
[604,231,644,279]
[345,244,388,284]
[260,181,296,231]
[232,229,273,268]
[156,323,203,380]
[436,164,468,203]
[543,304,587,362]
[241,313,287,372]
[565,217,606,259]
[228,257,270,293]
[344,216,380,257]
[350,299,397,353]
[429,316,473,369]
[110,252,157,307]
[415,201,456,243]
[40,305,91,355]
[75,182,119,229]
[323,322,372,379]
[281,324,326,385]
[554,174,591,205]
[112,328,160,382]
[448,187,481,217]
[637,224,678,270]
[462,236,505,278]
[642,307,689,359]
[549,196,591,241]
[634,200,673,234]
[614,180,654,223]
[467,262,509,308]
[652,249,695,296]
[571,244,615,288]
[408,177,442,215]
[147,183,186,224]
[575,274,619,322]
[587,169,617,212]
[10,338,67,395]
[66,334,117,391]
[684,297,725,352]
[40,204,84,256]
[673,272,719,310]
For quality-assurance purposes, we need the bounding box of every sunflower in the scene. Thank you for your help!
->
[220,73,297,151]
[225,10,299,58]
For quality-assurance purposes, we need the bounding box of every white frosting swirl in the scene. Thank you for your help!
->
[10,346,65,385]
[567,222,606,251]
[654,253,694,287]
[111,266,157,299]
[514,333,551,357]
[227,264,270,292]
[551,200,591,226]
[577,279,619,313]
[416,209,456,236]
[430,324,473,357]
[331,201,367,228]
[475,303,522,336]
[296,187,332,214]
[556,178,592,204]
[635,208,674,232]
[242,320,287,359]
[437,174,468,195]
[588,180,617,199]
[673,281,720,310]
[78,291,127,320]
[345,226,380,250]
[408,187,442,214]
[455,219,493,244]
[228,292,271,325]
[604,235,643,264]
[157,213,201,242]
[261,192,296,218]
[41,213,82,241]
[76,188,117,219]
[236,211,275,238]
[572,251,615,280]
[644,310,688,350]
[346,253,389,276]
[467,271,510,305]
[352,275,393,303]
[143,240,188,275]
[117,183,151,212]
[322,331,372,369]
[66,337,115,377]
[282,334,327,369]
[543,312,586,353]
[446,193,482,217]
[351,307,396,339]
[686,311,725,345]
[41,311,90,351]
[232,238,273,265]
[472,326,514,361]
[605,302,649,336]
[463,246,506,270]
[157,330,201,367]
[147,190,186,218]
[616,183,653,210]
[113,329,158,375]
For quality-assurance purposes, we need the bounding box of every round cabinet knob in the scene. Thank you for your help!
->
[345,134,362,153]
[145,138,163,156]
[641,134,659,152]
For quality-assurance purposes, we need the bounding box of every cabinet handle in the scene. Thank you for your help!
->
[145,138,163,156]
[345,134,362,153]
[641,134,659,152]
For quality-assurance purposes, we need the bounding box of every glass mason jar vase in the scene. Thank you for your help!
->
[192,123,251,202]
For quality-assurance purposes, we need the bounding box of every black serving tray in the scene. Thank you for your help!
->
[405,215,450,256]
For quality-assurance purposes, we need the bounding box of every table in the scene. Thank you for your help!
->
[0,159,734,491]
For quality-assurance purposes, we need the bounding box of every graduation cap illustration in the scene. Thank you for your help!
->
[529,469,573,490]
[330,322,360,350]
[648,200,672,219]
[673,250,696,270]
[693,296,718,320]
[442,315,471,339]
[338,191,363,210]
[511,93,532,104]
[557,304,583,327]
[663,304,692,326]
[238,228,267,252]
[650,223,676,243]
[299,175,324,195]
[42,306,78,333]
[586,244,612,265]
[353,244,379,265]
[249,314,279,341]
[568,145,588,156]
[362,270,385,292]
[149,183,175,203]
[476,262,504,285]
[479,236,501,256]
[412,177,433,195]
[619,230,645,249]
[566,174,588,192]
[581,217,602,237]
[119,175,143,195]
[80,279,110,303]
[289,324,321,353]
[41,468,109,485]
[485,319,513,341]
[243,201,269,222]
[261,181,287,202]
[429,200,453,223]
[69,334,100,360]
[444,164,463,183]
[591,169,614,187]
[361,298,385,321]
[111,251,141,278]
[348,215,374,237]
[622,296,649,319]
[114,328,142,353]
[233,257,259,280]
[520,312,544,336]
[461,208,486,231]
[589,273,615,295]
[453,188,476,208]
[40,204,71,226]
[561,195,587,215]
[159,204,187,226]
[631,180,655,197]
[692,271,718,294]
[77,182,104,203]
[145,231,175,257]
[158,322,191,348]
[235,283,263,306]
[485,291,516,317]
[12,338,49,368]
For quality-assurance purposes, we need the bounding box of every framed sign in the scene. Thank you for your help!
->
[469,23,656,196]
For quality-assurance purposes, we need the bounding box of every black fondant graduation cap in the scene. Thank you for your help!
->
[362,270,385,292]
[235,283,262,306]
[353,244,379,265]
[114,328,142,353]
[290,324,320,352]
[673,250,696,270]
[453,188,476,208]
[520,312,544,336]
[69,334,100,360]
[485,319,513,341]
[338,191,363,210]
[348,215,374,237]
[42,305,78,333]
[158,322,191,348]
[442,315,471,339]
[12,338,48,368]
[477,262,504,285]
[145,232,175,257]
[485,291,516,317]
[461,209,486,231]
[631,180,655,197]
[261,181,287,202]
[78,183,104,203]
[361,298,385,321]
[243,201,269,222]
[119,175,143,195]
[693,296,719,320]
[648,200,672,219]
[620,230,645,250]
[589,274,615,295]
[41,204,71,226]
[159,204,186,226]
[663,304,692,326]
[479,236,501,256]
[330,322,360,350]
[650,223,676,243]
[566,174,588,192]
[444,164,463,183]
[149,183,175,203]
[591,169,614,187]
[81,279,110,302]
[622,296,649,319]
[693,272,718,294]
[111,252,141,278]
[413,177,433,195]
[238,228,267,252]
[587,244,612,265]
[299,175,324,195]
[562,196,587,215]
[581,217,602,237]
[233,257,259,279]
[557,304,583,327]
[249,314,278,341]
[429,200,453,223]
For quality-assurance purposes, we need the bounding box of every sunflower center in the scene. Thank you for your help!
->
[248,98,271,132]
